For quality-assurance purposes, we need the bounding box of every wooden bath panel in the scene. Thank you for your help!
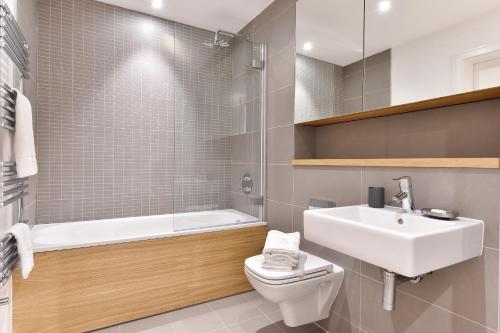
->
[13,225,267,333]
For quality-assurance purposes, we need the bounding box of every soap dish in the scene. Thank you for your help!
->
[421,208,459,220]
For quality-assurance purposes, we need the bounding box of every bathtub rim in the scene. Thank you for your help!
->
[31,219,267,253]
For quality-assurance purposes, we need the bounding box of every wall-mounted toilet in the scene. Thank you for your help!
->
[244,251,344,327]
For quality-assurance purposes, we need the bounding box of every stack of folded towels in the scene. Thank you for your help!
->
[262,230,301,271]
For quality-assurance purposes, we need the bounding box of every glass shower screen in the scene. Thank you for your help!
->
[173,28,266,232]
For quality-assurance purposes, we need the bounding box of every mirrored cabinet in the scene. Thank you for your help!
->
[295,0,500,124]
[294,0,364,123]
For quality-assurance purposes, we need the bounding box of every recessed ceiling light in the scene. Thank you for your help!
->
[152,0,163,9]
[378,0,391,12]
[303,42,312,51]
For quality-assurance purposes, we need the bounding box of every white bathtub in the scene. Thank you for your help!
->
[32,209,266,252]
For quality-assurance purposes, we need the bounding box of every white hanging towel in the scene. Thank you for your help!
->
[7,223,34,279]
[13,89,37,177]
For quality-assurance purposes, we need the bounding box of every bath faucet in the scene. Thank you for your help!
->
[391,176,414,211]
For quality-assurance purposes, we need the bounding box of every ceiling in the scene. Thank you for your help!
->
[97,0,274,33]
[297,0,500,66]
[297,0,364,66]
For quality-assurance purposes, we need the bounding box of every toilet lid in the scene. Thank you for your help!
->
[244,252,333,284]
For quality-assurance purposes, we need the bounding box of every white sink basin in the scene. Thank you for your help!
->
[304,205,484,277]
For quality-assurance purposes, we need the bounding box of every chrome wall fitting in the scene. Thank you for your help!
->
[241,173,253,194]
[382,270,425,311]
[308,198,336,210]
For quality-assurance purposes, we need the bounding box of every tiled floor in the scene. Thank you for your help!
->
[93,291,326,333]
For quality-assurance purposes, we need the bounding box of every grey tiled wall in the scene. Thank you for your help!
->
[294,54,343,122]
[37,0,234,223]
[343,49,391,114]
[295,49,390,122]
[315,98,500,159]
[249,0,500,332]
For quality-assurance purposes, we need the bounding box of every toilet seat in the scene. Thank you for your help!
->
[244,252,334,285]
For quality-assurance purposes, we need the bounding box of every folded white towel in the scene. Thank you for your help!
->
[262,230,301,271]
[261,262,294,271]
[14,89,38,178]
[263,253,299,267]
[263,230,300,259]
[7,224,34,279]
[262,252,308,276]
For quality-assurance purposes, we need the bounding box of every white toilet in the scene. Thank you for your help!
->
[244,252,344,327]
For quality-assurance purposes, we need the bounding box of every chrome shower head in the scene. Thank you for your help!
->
[203,39,230,48]
[203,30,250,49]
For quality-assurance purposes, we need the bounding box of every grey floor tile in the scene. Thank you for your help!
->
[265,311,326,333]
[208,293,264,326]
[244,291,280,314]
[275,321,325,333]
[226,316,279,333]
[207,329,231,333]
[119,312,175,333]
[169,303,226,333]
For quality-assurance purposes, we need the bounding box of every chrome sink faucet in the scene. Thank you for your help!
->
[392,176,414,211]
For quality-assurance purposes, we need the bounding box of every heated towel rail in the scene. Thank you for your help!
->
[0,233,18,286]
[0,80,16,130]
[1,161,28,208]
[0,1,30,304]
[0,233,19,306]
[0,0,30,78]
[0,1,30,227]
[0,83,29,222]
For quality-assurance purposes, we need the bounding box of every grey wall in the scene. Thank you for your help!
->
[36,0,235,224]
[363,49,391,111]
[343,49,391,114]
[295,49,391,122]
[315,99,500,159]
[249,0,500,332]
[293,166,499,333]
[294,54,343,122]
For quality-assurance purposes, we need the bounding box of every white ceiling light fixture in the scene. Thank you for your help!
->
[378,0,391,13]
[152,0,163,9]
[303,42,313,51]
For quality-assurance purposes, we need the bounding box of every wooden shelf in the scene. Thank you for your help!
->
[297,86,500,126]
[292,158,500,169]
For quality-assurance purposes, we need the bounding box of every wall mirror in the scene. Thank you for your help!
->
[364,0,500,111]
[295,0,500,123]
[294,0,364,123]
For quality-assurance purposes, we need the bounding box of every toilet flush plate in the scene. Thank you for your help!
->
[304,205,484,277]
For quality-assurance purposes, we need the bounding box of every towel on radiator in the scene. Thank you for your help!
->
[262,230,301,270]
[7,223,34,279]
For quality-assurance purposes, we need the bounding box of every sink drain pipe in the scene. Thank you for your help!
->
[382,270,424,311]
